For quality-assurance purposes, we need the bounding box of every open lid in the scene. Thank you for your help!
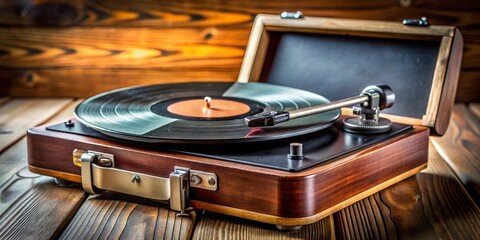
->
[238,14,463,135]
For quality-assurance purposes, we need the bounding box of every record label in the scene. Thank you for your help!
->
[167,98,250,118]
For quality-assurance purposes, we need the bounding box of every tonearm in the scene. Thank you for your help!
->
[245,85,395,133]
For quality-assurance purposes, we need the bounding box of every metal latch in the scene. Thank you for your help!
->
[170,167,190,216]
[73,149,218,216]
[280,11,303,19]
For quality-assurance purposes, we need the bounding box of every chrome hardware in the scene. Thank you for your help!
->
[280,11,303,19]
[131,175,141,183]
[190,174,202,185]
[73,149,217,217]
[191,170,217,191]
[91,164,170,200]
[170,167,191,216]
[288,142,304,160]
[80,152,103,194]
[403,17,429,26]
[208,177,216,186]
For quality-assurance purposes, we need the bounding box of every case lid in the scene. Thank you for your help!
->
[238,14,463,135]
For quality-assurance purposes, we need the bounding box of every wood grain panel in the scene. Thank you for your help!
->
[431,104,480,202]
[60,193,195,240]
[0,98,72,152]
[193,212,334,240]
[0,69,237,97]
[0,27,248,69]
[0,0,478,28]
[0,0,478,101]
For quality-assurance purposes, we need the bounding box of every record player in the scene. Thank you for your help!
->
[27,13,463,229]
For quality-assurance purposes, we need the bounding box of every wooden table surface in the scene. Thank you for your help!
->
[0,98,479,239]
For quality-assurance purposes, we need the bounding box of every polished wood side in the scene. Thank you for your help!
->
[434,29,464,135]
[27,123,429,224]
[0,0,478,102]
[193,143,480,239]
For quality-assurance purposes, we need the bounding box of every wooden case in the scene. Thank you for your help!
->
[27,14,463,228]
[238,14,463,135]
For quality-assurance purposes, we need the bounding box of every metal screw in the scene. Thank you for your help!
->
[190,174,202,185]
[131,175,141,183]
[208,177,216,186]
[98,158,113,167]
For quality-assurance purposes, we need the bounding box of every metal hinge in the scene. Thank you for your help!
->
[402,17,429,27]
[280,11,303,19]
[73,149,218,217]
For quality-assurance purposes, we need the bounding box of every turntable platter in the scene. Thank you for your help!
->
[74,82,340,143]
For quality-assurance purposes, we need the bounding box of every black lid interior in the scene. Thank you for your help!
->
[259,32,441,119]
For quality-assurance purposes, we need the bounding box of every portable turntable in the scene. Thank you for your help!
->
[27,13,463,229]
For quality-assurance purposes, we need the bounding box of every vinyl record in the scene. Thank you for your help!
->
[74,82,340,143]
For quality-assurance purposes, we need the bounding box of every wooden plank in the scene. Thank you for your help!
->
[0,167,87,239]
[334,142,480,238]
[0,27,248,69]
[431,104,480,201]
[417,143,480,238]
[333,194,399,239]
[59,193,195,240]
[1,69,238,97]
[0,99,81,184]
[0,99,87,240]
[0,98,72,152]
[0,138,27,185]
[193,212,335,239]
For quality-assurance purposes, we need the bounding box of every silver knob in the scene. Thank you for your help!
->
[288,142,304,160]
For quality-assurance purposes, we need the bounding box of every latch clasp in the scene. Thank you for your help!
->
[74,149,217,218]
[170,167,191,216]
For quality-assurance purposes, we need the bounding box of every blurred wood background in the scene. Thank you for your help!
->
[0,0,478,102]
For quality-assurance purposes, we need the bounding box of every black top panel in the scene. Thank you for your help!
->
[47,121,411,172]
[260,32,440,119]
